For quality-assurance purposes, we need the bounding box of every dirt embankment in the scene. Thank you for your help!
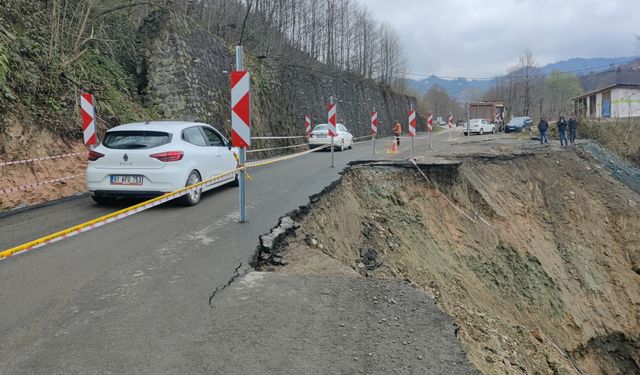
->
[579,118,640,168]
[260,148,640,374]
[0,121,87,211]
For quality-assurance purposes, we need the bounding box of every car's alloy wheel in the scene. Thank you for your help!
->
[480,128,484,135]
[340,140,345,151]
[492,127,496,134]
[180,170,202,206]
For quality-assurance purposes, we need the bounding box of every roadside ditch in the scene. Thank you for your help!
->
[253,147,640,375]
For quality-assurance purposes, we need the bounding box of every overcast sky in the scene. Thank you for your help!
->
[364,0,640,78]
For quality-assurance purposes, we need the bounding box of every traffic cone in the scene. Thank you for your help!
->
[387,139,398,154]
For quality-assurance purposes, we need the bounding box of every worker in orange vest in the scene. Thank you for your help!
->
[393,121,402,146]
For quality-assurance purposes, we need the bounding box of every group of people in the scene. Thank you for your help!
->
[537,115,578,147]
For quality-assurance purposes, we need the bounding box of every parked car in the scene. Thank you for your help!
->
[505,116,533,133]
[308,123,353,151]
[86,121,238,206]
[463,119,496,135]
[456,120,465,127]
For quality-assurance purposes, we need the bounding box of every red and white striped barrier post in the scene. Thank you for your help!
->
[427,112,433,150]
[448,114,454,140]
[231,46,251,222]
[328,97,337,168]
[80,93,97,150]
[305,114,311,137]
[371,110,378,154]
[408,108,416,159]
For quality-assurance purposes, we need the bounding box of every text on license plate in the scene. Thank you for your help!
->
[316,134,327,138]
[110,175,143,185]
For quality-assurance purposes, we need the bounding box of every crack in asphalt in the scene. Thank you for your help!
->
[208,262,243,308]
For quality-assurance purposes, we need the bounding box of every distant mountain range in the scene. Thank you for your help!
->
[406,56,639,99]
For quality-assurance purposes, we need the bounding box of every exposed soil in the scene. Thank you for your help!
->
[0,121,87,212]
[259,146,640,374]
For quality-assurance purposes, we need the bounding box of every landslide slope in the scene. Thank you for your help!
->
[271,149,640,374]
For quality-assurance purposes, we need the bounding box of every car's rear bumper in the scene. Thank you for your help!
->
[308,138,331,146]
[308,137,343,147]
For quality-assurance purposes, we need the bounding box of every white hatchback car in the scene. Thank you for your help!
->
[308,123,353,151]
[87,121,239,206]
[464,119,496,136]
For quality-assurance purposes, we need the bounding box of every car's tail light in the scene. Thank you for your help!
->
[88,150,105,161]
[149,151,184,162]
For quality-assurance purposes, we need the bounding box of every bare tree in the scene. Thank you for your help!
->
[420,86,464,121]
[43,0,409,90]
[516,49,540,116]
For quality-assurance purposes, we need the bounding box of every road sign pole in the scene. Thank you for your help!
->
[372,108,377,155]
[411,137,414,158]
[236,46,247,223]
[427,112,433,151]
[409,104,416,159]
[329,96,335,168]
[412,106,414,159]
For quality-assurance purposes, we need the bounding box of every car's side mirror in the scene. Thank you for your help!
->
[227,142,232,150]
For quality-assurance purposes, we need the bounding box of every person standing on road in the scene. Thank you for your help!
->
[568,114,578,145]
[538,117,549,145]
[557,115,568,147]
[393,121,402,146]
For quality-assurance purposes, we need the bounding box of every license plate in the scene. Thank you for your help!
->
[317,134,327,138]
[110,175,143,186]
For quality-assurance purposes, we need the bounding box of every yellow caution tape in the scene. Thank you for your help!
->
[0,143,332,261]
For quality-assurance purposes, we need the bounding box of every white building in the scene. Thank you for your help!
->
[573,71,640,119]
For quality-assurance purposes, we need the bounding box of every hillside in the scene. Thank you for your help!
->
[0,2,415,154]
[539,56,638,75]
[0,2,416,210]
[407,56,639,99]
[406,75,494,100]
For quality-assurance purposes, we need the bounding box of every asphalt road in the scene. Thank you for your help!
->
[0,130,479,374]
[209,272,479,374]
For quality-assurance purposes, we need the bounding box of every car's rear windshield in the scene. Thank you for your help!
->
[313,124,329,131]
[103,131,172,149]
